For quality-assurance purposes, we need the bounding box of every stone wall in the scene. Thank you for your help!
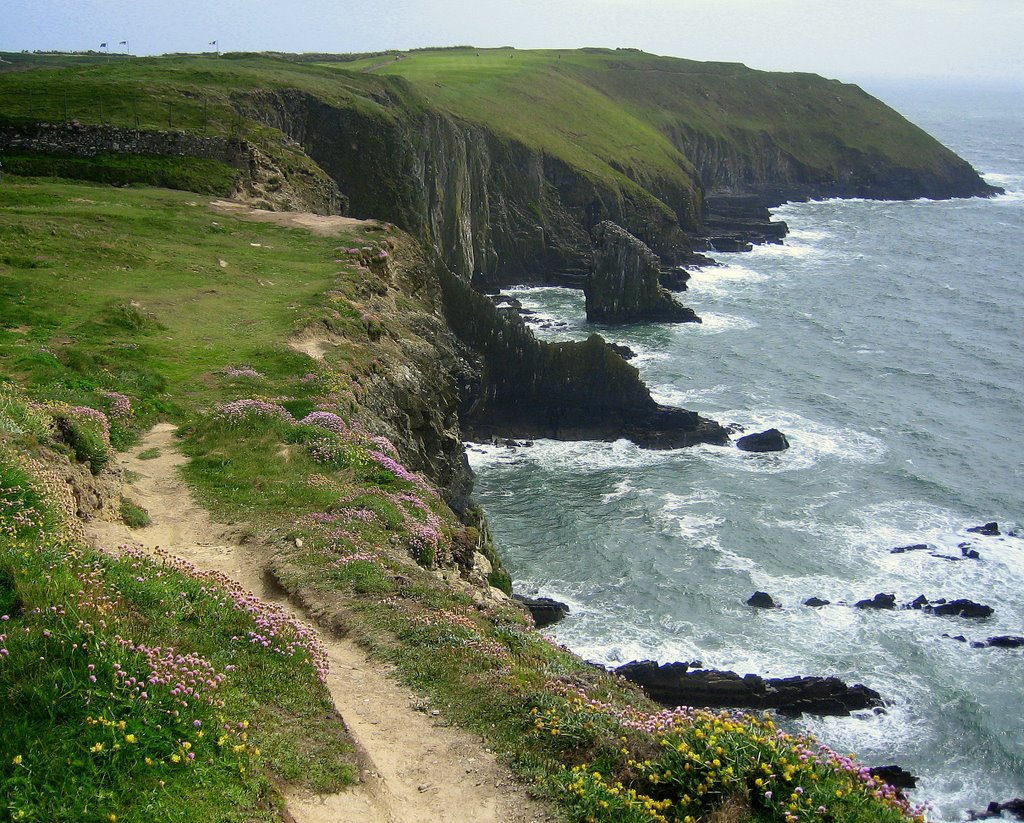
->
[0,121,345,214]
[0,122,254,169]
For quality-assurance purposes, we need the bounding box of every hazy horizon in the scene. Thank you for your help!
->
[2,1,1022,90]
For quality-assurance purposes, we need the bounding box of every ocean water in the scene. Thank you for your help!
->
[467,83,1024,821]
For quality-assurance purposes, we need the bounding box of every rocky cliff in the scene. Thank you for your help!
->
[438,265,728,447]
[585,221,700,323]
[238,88,698,289]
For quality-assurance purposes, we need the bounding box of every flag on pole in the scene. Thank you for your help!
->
[210,40,218,46]
[119,41,127,45]
[100,42,107,48]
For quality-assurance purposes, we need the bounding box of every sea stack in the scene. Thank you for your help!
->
[585,222,700,324]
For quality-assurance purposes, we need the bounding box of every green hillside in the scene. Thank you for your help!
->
[0,175,930,823]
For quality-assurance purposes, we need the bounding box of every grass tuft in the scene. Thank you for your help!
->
[119,497,151,527]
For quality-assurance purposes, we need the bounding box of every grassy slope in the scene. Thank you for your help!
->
[1,175,928,823]
[340,47,953,177]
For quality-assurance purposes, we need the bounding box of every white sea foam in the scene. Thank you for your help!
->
[689,312,757,333]
[467,437,682,474]
[649,383,730,407]
[601,477,635,504]
[695,408,887,473]
[689,262,767,285]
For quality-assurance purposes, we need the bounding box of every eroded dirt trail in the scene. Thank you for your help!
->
[85,424,553,823]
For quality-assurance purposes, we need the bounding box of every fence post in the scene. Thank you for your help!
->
[167,101,172,129]
[63,93,68,123]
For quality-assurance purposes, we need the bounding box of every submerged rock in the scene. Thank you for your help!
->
[967,798,1024,820]
[986,636,1024,648]
[804,597,831,607]
[928,599,994,619]
[585,222,700,324]
[890,543,930,554]
[967,522,1000,536]
[736,428,790,452]
[855,593,897,610]
[747,591,779,609]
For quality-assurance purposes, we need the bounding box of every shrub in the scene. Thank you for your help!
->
[120,498,151,528]
[52,406,112,474]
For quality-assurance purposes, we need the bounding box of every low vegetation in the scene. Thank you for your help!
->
[0,387,356,822]
[1,175,927,821]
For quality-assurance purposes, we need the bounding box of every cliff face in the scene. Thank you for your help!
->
[437,265,728,448]
[664,121,996,204]
[238,88,699,287]
[585,221,700,324]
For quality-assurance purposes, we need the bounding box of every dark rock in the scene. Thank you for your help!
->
[927,599,994,619]
[441,273,730,449]
[513,594,570,628]
[804,597,831,607]
[736,428,790,452]
[855,593,897,610]
[614,661,883,715]
[890,543,929,554]
[703,195,790,249]
[869,765,917,790]
[967,798,1024,820]
[747,591,779,609]
[961,545,981,560]
[724,422,746,435]
[708,236,754,253]
[909,595,930,610]
[987,636,1024,649]
[492,295,523,309]
[607,342,637,360]
[967,522,1000,536]
[658,268,692,292]
[942,634,968,642]
[971,641,986,648]
[585,222,701,324]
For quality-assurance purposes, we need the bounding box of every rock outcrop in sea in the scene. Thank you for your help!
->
[615,660,884,716]
[585,222,700,324]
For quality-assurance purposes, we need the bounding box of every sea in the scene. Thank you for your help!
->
[466,81,1024,822]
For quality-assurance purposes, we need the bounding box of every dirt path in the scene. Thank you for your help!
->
[85,424,554,823]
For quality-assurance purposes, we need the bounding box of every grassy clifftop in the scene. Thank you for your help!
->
[2,48,995,284]
[2,47,994,207]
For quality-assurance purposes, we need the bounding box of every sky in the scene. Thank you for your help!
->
[2,0,1022,87]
